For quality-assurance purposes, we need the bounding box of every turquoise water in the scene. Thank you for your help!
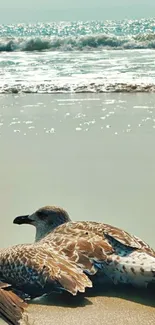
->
[1,19,155,50]
[0,19,155,93]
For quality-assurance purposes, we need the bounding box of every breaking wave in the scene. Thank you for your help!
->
[1,33,155,51]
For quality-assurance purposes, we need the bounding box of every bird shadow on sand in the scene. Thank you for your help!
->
[30,292,93,308]
[29,284,155,309]
[85,283,155,308]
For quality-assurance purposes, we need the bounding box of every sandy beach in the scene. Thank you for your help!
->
[1,286,155,325]
[27,288,155,325]
[0,93,155,324]
[1,292,155,325]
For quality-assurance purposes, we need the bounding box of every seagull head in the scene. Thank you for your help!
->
[13,205,71,241]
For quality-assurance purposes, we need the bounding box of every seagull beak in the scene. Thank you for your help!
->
[13,215,33,225]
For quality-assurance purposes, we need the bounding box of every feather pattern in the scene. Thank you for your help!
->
[0,243,92,299]
[13,206,155,290]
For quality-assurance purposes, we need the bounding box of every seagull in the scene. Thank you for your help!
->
[14,206,155,288]
[0,240,92,300]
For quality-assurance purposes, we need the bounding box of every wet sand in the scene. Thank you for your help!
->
[0,93,155,324]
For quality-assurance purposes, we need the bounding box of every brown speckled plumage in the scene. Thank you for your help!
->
[0,242,92,300]
[13,206,155,290]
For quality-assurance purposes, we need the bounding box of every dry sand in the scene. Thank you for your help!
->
[25,287,155,325]
[27,300,154,325]
[1,290,155,325]
[28,301,154,325]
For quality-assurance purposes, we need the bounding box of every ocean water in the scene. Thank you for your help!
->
[1,18,155,93]
[0,92,155,249]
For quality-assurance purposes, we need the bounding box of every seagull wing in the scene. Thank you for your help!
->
[0,244,92,296]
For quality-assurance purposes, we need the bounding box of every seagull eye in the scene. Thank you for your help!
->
[37,211,47,220]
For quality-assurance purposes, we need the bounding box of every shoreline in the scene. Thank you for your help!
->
[1,82,155,95]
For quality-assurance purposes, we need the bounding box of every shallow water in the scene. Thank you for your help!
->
[0,93,155,249]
